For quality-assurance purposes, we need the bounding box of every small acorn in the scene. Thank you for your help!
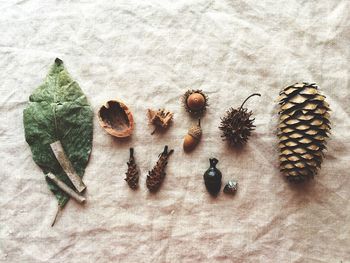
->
[182,90,208,115]
[183,119,202,152]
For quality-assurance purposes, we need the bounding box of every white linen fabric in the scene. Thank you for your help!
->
[0,1,349,262]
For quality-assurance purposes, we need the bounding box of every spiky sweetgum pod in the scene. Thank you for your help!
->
[278,82,331,182]
[182,90,209,116]
[219,93,261,147]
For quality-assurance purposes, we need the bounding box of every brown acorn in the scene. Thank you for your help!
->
[182,90,208,115]
[183,119,202,152]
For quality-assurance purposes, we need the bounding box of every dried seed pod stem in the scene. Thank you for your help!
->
[239,93,261,111]
[146,146,174,192]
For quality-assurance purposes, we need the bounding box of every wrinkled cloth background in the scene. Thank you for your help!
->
[0,1,349,262]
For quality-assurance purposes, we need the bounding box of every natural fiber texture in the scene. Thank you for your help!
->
[146,146,174,192]
[124,148,139,189]
[278,83,331,182]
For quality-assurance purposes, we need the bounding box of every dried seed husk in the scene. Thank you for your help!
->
[147,109,174,135]
[98,99,134,138]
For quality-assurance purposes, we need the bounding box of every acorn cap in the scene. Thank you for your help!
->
[188,119,202,140]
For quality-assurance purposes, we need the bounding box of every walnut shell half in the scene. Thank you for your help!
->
[98,99,134,138]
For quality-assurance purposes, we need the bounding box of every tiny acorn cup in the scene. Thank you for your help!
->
[182,90,208,115]
[183,119,202,152]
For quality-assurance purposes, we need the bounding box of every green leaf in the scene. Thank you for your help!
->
[23,58,93,207]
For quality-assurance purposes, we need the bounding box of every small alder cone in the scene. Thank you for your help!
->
[124,148,139,189]
[146,146,174,192]
[278,82,331,182]
[183,119,202,152]
[219,93,261,147]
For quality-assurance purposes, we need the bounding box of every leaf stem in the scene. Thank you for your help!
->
[51,206,62,227]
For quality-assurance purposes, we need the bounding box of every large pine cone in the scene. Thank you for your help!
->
[278,83,331,182]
